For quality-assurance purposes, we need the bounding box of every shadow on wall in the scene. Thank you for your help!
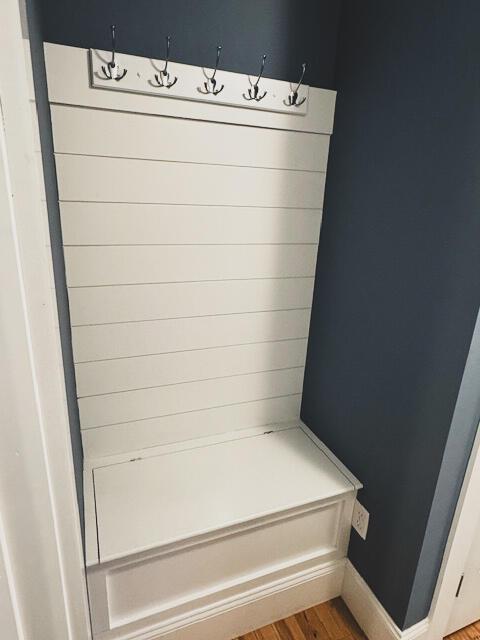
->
[37,0,342,88]
[302,0,480,630]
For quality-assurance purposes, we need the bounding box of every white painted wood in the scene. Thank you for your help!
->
[342,561,430,640]
[64,244,318,287]
[55,154,326,208]
[72,309,310,362]
[76,339,307,397]
[0,520,21,640]
[79,367,304,428]
[90,558,345,640]
[44,43,336,134]
[446,511,480,634]
[105,505,342,628]
[60,202,322,246]
[89,48,310,116]
[425,366,480,637]
[51,105,330,171]
[1,12,90,640]
[300,423,364,491]
[82,397,302,458]
[82,421,352,565]
[68,278,314,326]
[93,427,353,561]
[46,45,336,473]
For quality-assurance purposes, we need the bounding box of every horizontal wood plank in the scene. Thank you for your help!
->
[68,278,315,326]
[44,43,336,134]
[79,367,304,428]
[64,245,318,287]
[76,339,307,396]
[55,155,326,208]
[72,309,311,362]
[81,396,302,457]
[51,105,330,172]
[60,202,322,246]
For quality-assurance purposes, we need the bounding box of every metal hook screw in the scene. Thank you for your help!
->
[101,25,127,81]
[198,45,224,96]
[243,54,267,102]
[152,36,178,89]
[284,63,307,107]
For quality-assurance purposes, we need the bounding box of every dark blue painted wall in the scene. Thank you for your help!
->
[302,0,480,629]
[37,0,342,89]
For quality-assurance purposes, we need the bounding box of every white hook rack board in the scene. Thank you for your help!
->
[89,48,309,115]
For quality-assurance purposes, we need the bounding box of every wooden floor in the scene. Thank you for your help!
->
[234,598,367,640]
[446,620,480,640]
[233,597,480,640]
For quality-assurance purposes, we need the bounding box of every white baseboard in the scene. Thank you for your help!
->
[96,559,345,640]
[342,561,429,640]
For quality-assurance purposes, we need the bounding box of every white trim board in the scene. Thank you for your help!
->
[44,43,336,134]
[89,47,310,115]
[0,7,90,639]
[342,561,429,640]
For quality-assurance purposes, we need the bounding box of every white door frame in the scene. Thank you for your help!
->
[427,419,480,639]
[0,0,90,638]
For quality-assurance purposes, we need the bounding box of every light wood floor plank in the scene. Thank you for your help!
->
[235,598,369,640]
[234,596,479,640]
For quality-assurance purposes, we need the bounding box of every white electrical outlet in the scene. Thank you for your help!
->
[352,499,370,540]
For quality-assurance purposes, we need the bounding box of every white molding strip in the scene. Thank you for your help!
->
[44,44,336,134]
[89,48,309,115]
[342,561,429,640]
[95,559,345,640]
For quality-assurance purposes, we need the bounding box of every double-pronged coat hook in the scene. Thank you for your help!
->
[284,63,307,107]
[198,45,224,95]
[243,54,267,102]
[101,25,127,81]
[152,36,178,88]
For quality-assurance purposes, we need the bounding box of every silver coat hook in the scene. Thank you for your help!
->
[284,63,307,107]
[152,36,178,89]
[101,25,127,81]
[243,54,267,102]
[198,45,224,95]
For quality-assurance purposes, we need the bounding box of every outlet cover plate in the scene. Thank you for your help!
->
[352,499,369,540]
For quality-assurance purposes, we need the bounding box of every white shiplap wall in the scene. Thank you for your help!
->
[44,43,335,459]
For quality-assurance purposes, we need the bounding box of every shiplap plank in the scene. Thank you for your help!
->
[76,339,307,397]
[55,155,326,208]
[51,105,329,172]
[68,278,314,326]
[60,202,322,246]
[44,43,336,135]
[72,309,310,362]
[64,245,318,287]
[79,367,304,428]
[81,396,302,457]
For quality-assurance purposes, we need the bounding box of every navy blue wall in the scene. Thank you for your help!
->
[37,0,342,89]
[302,0,480,629]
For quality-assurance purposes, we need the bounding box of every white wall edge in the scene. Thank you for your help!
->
[342,561,429,640]
[0,3,91,638]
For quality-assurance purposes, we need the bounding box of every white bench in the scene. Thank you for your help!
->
[85,423,360,640]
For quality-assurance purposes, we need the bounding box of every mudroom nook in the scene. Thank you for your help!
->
[41,37,361,639]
